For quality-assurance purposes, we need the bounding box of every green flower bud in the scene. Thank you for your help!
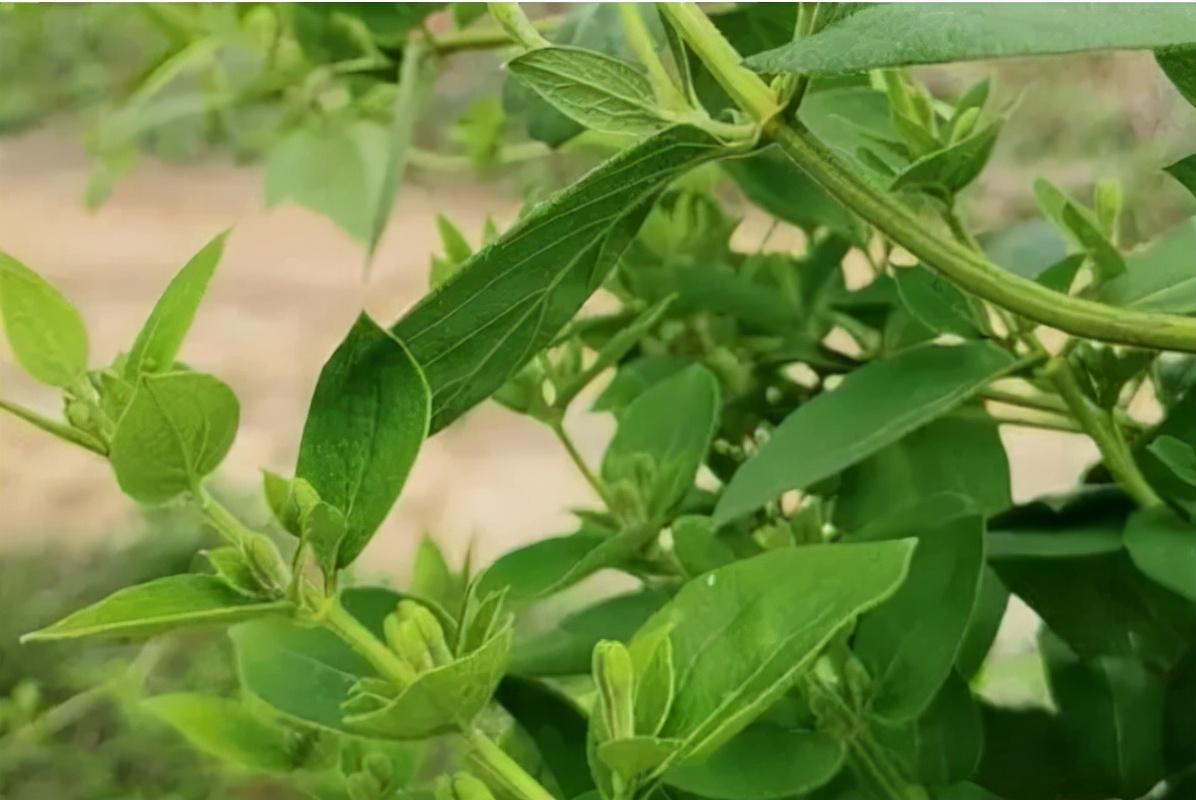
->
[949,106,980,144]
[393,618,435,672]
[362,752,394,787]
[397,600,453,666]
[245,533,290,594]
[346,772,383,800]
[593,640,636,741]
[451,773,495,800]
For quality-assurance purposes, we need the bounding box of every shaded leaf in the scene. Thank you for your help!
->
[1099,217,1196,312]
[1124,505,1196,601]
[144,693,297,773]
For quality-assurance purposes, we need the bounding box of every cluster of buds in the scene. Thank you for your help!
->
[434,772,495,800]
[344,750,402,800]
[383,599,454,678]
[594,641,637,742]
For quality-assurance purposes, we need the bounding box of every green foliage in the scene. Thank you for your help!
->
[11,6,1196,800]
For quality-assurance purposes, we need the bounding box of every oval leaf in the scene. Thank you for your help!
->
[297,313,430,568]
[0,252,88,386]
[1124,505,1196,601]
[144,693,297,773]
[109,371,240,504]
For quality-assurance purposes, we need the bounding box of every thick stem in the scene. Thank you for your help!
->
[320,596,419,687]
[197,489,257,548]
[466,727,559,800]
[488,3,550,50]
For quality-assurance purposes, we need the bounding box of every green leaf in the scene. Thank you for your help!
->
[974,703,1073,800]
[296,313,430,568]
[890,119,1001,196]
[265,120,388,243]
[956,567,1009,679]
[1041,629,1167,799]
[748,5,1196,74]
[410,535,465,613]
[592,355,689,413]
[670,515,737,579]
[0,251,88,386]
[1158,46,1196,109]
[1148,434,1196,487]
[664,724,844,799]
[344,618,512,739]
[204,547,267,598]
[109,371,240,504]
[1061,203,1125,281]
[480,531,607,604]
[1099,217,1196,313]
[125,231,227,378]
[597,737,681,781]
[834,415,1010,532]
[982,219,1068,281]
[23,574,288,642]
[602,364,720,522]
[391,125,728,433]
[1165,153,1196,201]
[510,590,667,677]
[232,588,395,733]
[853,506,985,722]
[894,266,983,338]
[715,342,1016,525]
[875,672,982,787]
[1124,506,1196,601]
[144,693,297,773]
[508,46,667,137]
[497,677,595,799]
[629,540,916,762]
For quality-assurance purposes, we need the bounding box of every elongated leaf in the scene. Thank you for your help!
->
[23,574,288,641]
[853,503,985,722]
[894,267,983,338]
[509,46,667,137]
[602,364,720,521]
[1158,46,1196,109]
[890,119,1001,196]
[125,232,227,378]
[109,371,240,504]
[297,314,430,568]
[0,252,88,386]
[1165,152,1196,200]
[956,567,1009,679]
[748,5,1196,75]
[716,342,1015,525]
[1124,506,1196,601]
[630,540,916,763]
[391,125,728,433]
[144,693,297,773]
[1042,630,1167,799]
[665,724,844,799]
[1099,217,1196,312]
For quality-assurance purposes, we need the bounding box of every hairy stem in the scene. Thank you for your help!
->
[465,727,559,800]
[320,595,419,686]
[488,3,550,50]
[196,489,258,548]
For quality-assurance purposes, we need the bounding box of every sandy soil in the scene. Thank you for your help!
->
[0,124,1102,584]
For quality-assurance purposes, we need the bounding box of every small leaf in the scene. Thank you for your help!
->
[480,531,607,603]
[508,46,667,137]
[1148,434,1196,487]
[894,266,982,338]
[1165,152,1196,200]
[297,313,430,568]
[144,693,297,773]
[592,355,689,413]
[496,677,595,799]
[597,737,681,780]
[890,119,1001,196]
[1061,202,1125,281]
[602,364,721,522]
[670,515,737,578]
[716,342,1016,525]
[1124,505,1196,601]
[125,231,228,378]
[205,547,266,598]
[630,540,916,762]
[23,574,288,641]
[0,251,88,386]
[1099,217,1196,313]
[109,371,240,504]
[664,724,844,800]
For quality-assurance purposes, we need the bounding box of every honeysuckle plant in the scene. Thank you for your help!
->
[8,4,1196,800]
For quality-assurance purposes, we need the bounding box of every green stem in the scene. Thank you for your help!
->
[1048,359,1161,506]
[957,405,1083,434]
[431,15,561,54]
[551,420,615,509]
[320,595,419,687]
[619,4,689,111]
[488,3,550,50]
[196,489,258,548]
[465,727,559,800]
[980,386,1070,415]
[408,141,551,171]
[661,6,1196,352]
[0,397,107,455]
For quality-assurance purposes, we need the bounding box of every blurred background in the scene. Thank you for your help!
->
[1,4,1196,798]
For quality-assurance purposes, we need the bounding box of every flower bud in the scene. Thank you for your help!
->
[397,600,453,666]
[949,106,980,144]
[451,773,495,800]
[245,534,290,594]
[362,752,394,787]
[593,640,636,741]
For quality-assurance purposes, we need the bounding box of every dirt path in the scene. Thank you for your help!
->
[0,125,1097,582]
